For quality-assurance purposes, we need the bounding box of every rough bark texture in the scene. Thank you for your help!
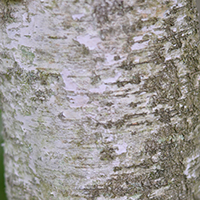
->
[0,0,200,199]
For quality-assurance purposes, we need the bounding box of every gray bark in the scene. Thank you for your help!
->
[0,0,200,199]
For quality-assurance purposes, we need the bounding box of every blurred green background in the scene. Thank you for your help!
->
[0,109,7,200]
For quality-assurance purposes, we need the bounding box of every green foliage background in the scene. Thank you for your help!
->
[0,109,7,200]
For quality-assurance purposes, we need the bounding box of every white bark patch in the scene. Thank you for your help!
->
[133,35,143,42]
[131,41,149,50]
[89,84,107,93]
[115,143,128,155]
[89,71,121,93]
[184,154,200,179]
[61,69,78,91]
[104,53,116,65]
[60,109,82,120]
[104,71,121,83]
[150,186,170,198]
[76,35,101,50]
[69,94,89,108]
[72,14,85,20]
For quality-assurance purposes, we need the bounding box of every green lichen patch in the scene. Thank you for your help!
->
[30,88,53,102]
[0,50,11,59]
[100,147,116,161]
[0,6,15,24]
[20,45,35,64]
[1,63,61,86]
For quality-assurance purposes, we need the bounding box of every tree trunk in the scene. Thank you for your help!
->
[0,0,200,199]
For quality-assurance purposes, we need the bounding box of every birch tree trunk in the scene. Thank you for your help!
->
[0,0,200,199]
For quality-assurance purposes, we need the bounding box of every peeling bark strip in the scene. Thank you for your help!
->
[0,0,200,199]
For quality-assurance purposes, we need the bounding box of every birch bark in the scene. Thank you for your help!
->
[0,0,200,199]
